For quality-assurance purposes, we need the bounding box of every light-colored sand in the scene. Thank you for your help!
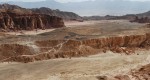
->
[0,50,150,80]
[5,29,55,35]
[65,20,144,27]
[65,20,100,27]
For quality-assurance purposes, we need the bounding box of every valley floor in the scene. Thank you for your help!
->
[0,50,150,80]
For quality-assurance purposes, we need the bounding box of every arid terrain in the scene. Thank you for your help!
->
[0,20,150,80]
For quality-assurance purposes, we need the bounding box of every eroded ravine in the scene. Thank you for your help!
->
[0,33,149,63]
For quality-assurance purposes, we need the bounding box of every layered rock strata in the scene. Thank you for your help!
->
[0,12,65,31]
[0,33,150,63]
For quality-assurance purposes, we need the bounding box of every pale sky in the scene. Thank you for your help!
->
[1,0,150,2]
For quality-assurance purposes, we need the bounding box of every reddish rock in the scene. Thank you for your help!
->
[1,33,150,63]
[0,12,65,31]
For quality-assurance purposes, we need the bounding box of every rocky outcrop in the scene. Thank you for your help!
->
[1,33,150,63]
[0,44,34,62]
[0,12,65,31]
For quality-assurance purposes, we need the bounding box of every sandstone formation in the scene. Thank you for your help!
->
[1,33,150,63]
[0,12,65,31]
[0,44,34,62]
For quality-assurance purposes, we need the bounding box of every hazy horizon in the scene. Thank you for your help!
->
[1,0,150,16]
[1,0,150,3]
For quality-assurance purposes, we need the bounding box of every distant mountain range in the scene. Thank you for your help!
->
[2,0,150,16]
[83,10,150,21]
[0,4,82,20]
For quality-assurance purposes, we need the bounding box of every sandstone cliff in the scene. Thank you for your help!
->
[1,33,150,63]
[0,12,65,31]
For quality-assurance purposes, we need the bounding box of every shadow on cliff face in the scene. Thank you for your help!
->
[0,33,149,63]
[0,12,65,32]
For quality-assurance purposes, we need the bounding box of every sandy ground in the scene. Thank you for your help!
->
[64,20,144,27]
[65,20,101,27]
[0,50,150,80]
[5,29,55,35]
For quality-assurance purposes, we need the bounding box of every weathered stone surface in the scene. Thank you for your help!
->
[1,33,150,63]
[0,44,34,62]
[0,12,65,31]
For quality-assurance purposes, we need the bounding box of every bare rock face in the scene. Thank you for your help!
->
[0,12,65,31]
[1,33,150,63]
[0,44,34,62]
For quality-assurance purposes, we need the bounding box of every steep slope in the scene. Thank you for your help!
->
[0,12,65,31]
[1,33,149,63]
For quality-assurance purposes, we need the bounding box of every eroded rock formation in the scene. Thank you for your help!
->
[0,12,65,31]
[0,33,149,63]
[0,44,34,62]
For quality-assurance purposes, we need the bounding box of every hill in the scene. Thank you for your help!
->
[0,4,82,20]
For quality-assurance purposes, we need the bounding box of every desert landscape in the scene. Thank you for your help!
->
[0,1,150,80]
[0,19,150,80]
